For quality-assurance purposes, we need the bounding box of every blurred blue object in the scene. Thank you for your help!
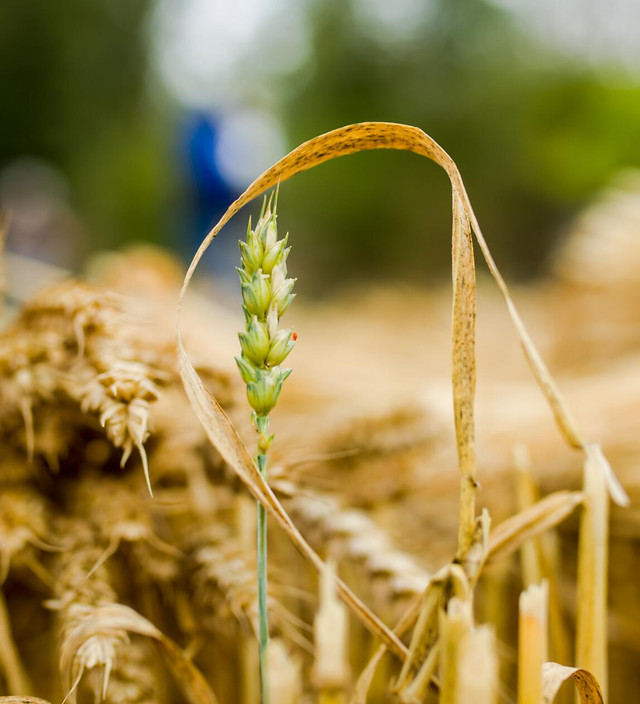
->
[181,111,238,271]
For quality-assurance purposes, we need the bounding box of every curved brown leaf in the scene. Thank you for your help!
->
[542,662,604,704]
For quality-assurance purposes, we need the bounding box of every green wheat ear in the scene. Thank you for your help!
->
[235,192,296,704]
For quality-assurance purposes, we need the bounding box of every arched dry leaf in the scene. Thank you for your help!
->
[542,662,604,704]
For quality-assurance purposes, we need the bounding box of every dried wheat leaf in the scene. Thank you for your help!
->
[451,192,477,555]
[178,124,457,299]
[487,490,585,564]
[349,646,387,704]
[508,298,584,448]
[395,574,447,691]
[541,662,604,704]
[0,699,53,703]
[59,603,220,704]
[456,180,586,452]
[585,443,629,509]
[350,594,424,704]
[402,643,440,704]
[461,183,629,506]
[395,563,470,696]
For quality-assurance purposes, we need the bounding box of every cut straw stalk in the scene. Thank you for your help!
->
[439,597,473,704]
[514,458,572,679]
[514,450,543,585]
[268,639,302,704]
[456,625,498,704]
[576,447,609,700]
[312,561,349,703]
[518,581,548,704]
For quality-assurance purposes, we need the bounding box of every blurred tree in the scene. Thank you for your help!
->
[2,0,640,289]
[278,0,640,291]
[0,0,175,258]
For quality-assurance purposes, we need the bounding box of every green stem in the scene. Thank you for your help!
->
[256,450,269,704]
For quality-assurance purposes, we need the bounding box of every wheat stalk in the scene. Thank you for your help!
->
[234,195,296,702]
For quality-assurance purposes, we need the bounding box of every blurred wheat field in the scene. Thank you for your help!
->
[0,124,639,703]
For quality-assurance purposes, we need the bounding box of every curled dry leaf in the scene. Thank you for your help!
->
[542,662,604,704]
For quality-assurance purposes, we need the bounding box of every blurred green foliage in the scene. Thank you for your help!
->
[0,0,174,254]
[1,0,639,289]
[280,0,640,290]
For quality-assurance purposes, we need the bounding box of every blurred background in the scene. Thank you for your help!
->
[2,0,640,296]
